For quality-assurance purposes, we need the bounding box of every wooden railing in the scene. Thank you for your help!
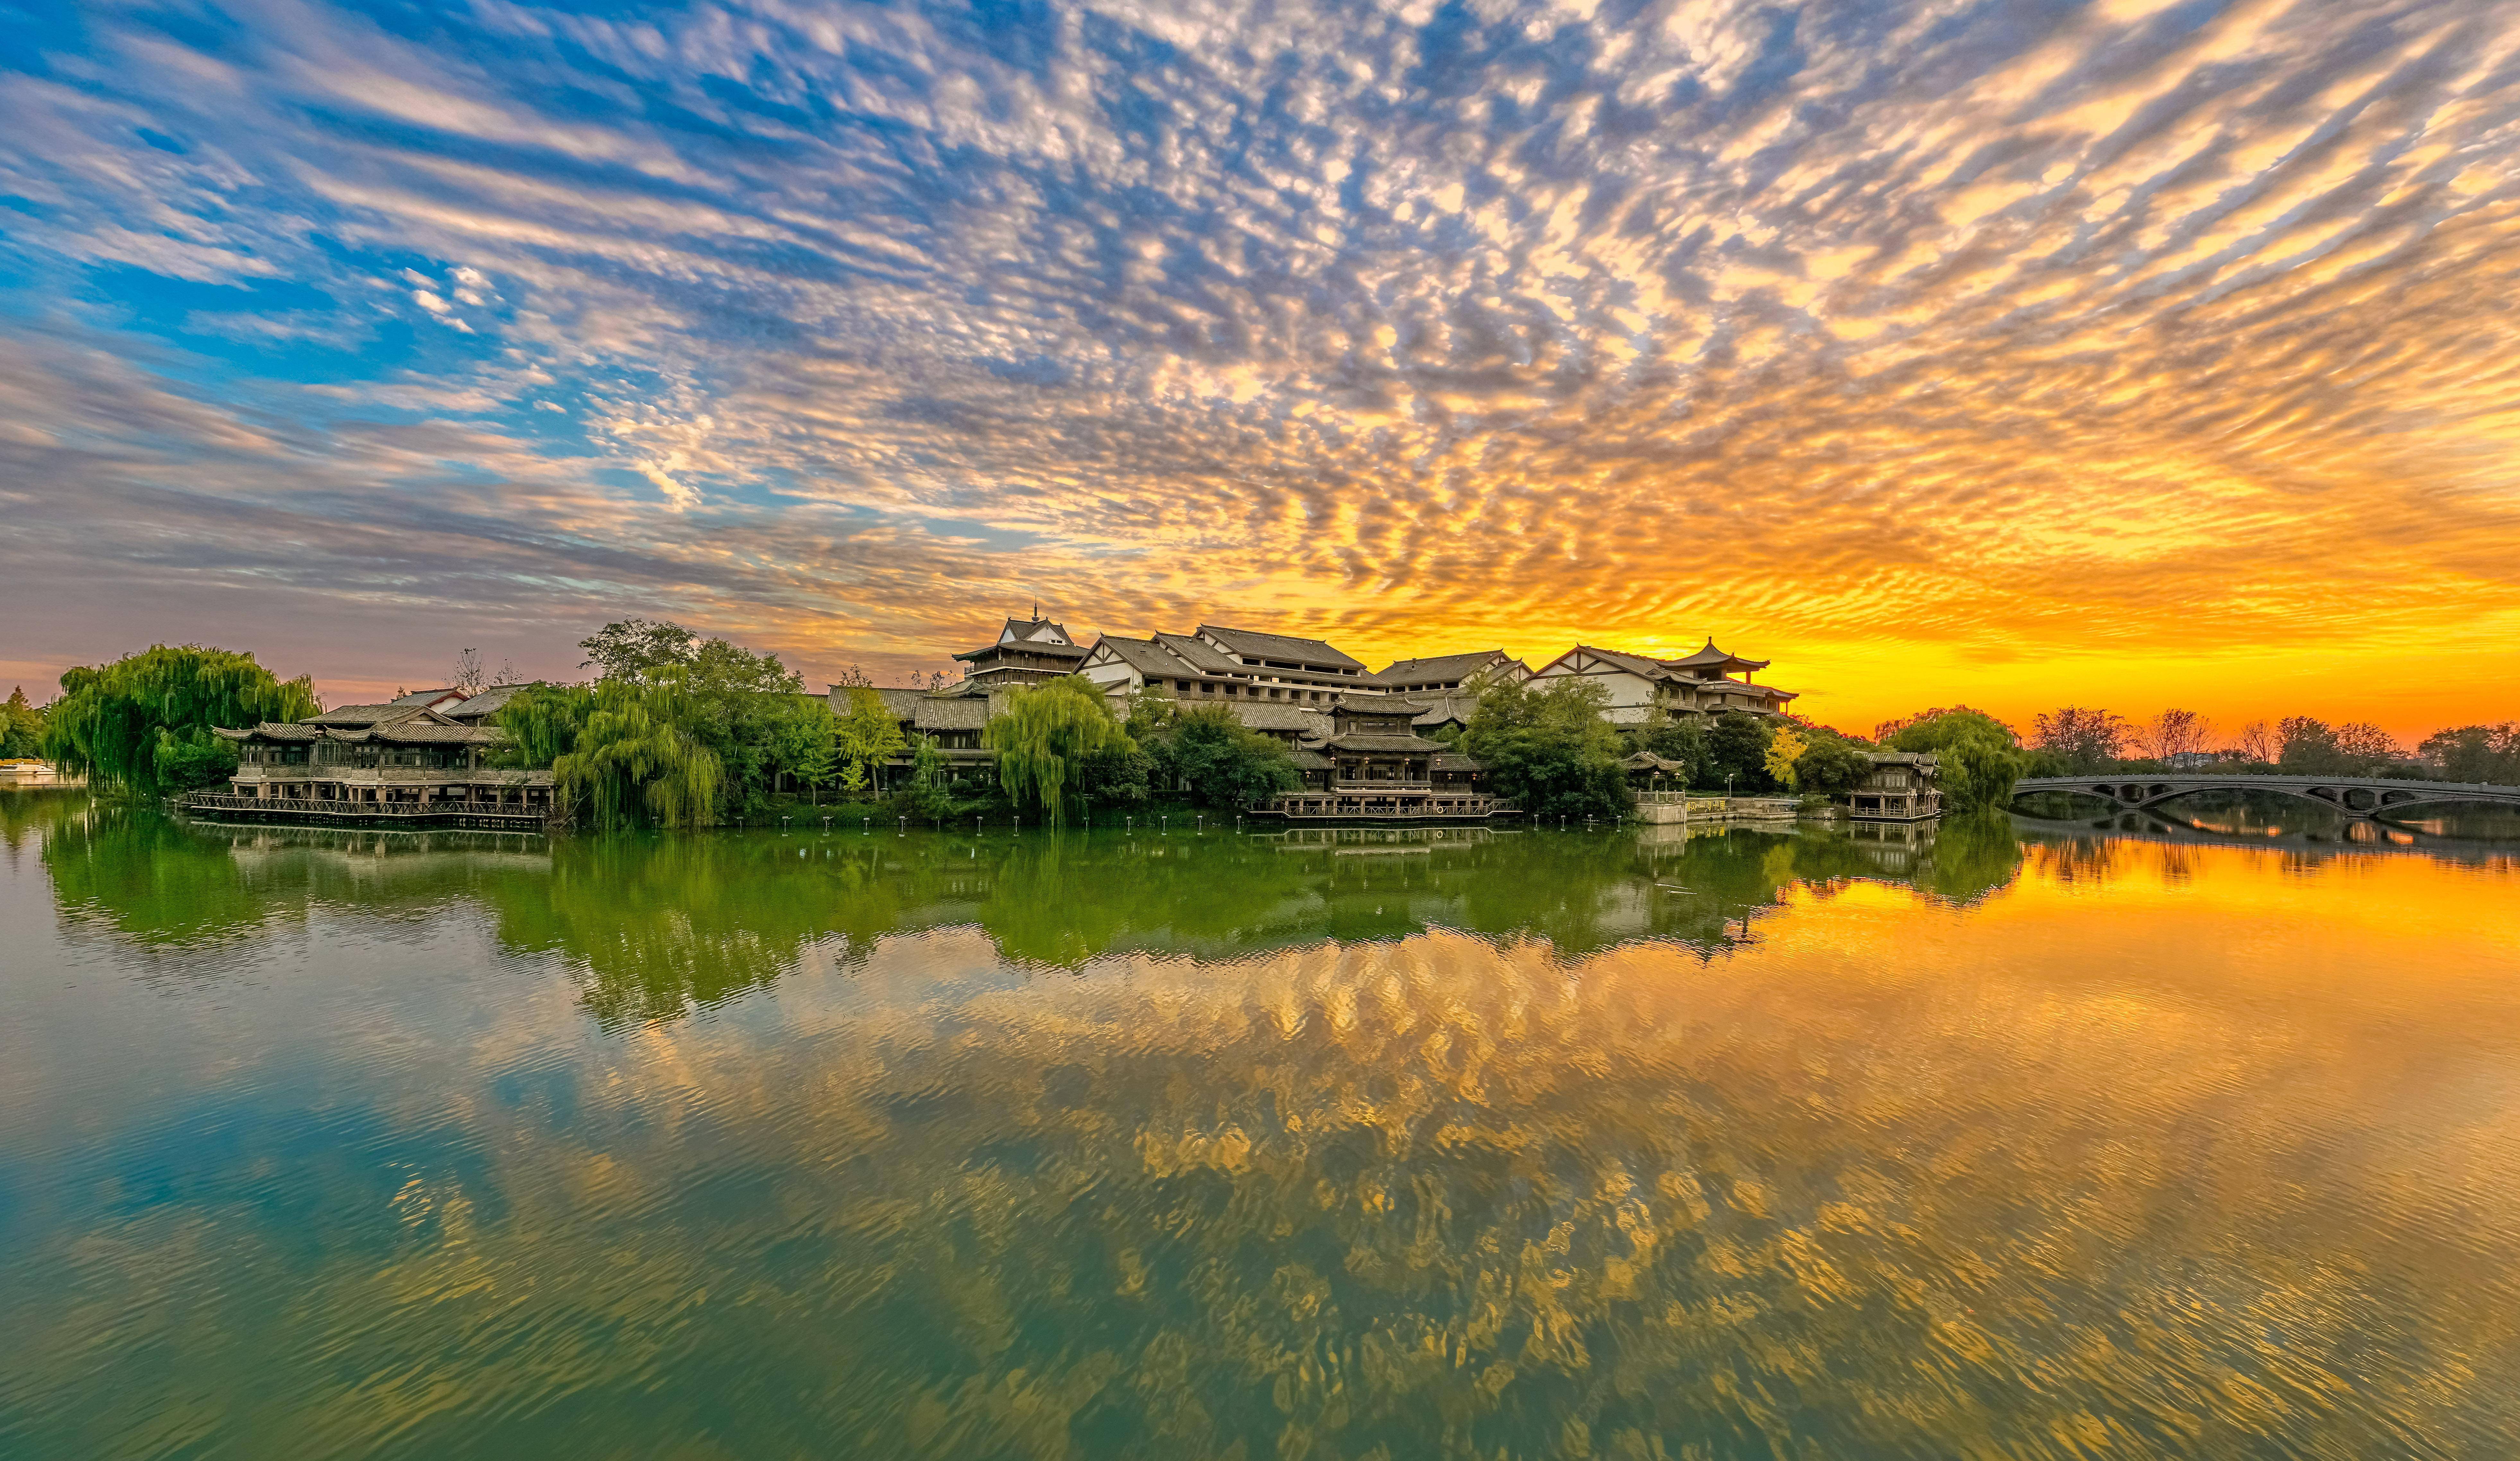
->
[1255,794,1513,819]
[187,793,545,821]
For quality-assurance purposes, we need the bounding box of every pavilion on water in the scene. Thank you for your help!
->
[194,699,552,830]
[1251,696,1504,822]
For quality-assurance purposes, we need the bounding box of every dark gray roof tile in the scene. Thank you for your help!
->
[1196,624,1364,670]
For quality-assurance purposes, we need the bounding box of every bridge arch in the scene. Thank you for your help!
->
[2021,774,2520,821]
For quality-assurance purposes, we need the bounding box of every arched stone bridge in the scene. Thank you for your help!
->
[2013,774,2520,818]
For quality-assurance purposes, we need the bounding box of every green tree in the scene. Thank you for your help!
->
[494,683,595,767]
[832,686,906,801]
[1881,707,2026,812]
[41,646,318,797]
[1633,710,1710,784]
[2276,716,2397,775]
[574,619,811,817]
[2277,717,2339,773]
[885,734,958,821]
[1143,705,1297,811]
[552,676,724,830]
[578,618,699,682]
[2031,706,2131,772]
[0,685,47,759]
[1704,711,1776,793]
[777,699,839,805]
[1793,734,1874,797]
[983,676,1129,823]
[2419,723,2520,784]
[1463,678,1630,818]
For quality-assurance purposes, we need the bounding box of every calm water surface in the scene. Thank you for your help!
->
[4,793,2519,1459]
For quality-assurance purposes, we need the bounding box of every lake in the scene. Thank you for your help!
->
[4,792,2519,1458]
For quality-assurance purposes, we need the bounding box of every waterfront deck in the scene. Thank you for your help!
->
[1249,791,1515,825]
[186,792,548,832]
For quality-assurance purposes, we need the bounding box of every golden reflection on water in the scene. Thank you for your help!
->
[5,799,2520,1458]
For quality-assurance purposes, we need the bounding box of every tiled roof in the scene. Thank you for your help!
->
[1093,635,1195,677]
[1563,645,1671,679]
[1372,650,1511,683]
[864,687,931,717]
[1288,749,1332,770]
[391,687,462,706]
[1326,733,1444,753]
[1334,695,1422,718]
[1197,624,1365,671]
[214,722,324,742]
[1665,638,1770,672]
[309,703,434,726]
[446,684,527,720]
[360,722,505,744]
[957,638,1088,662]
[913,698,992,731]
[1228,702,1322,732]
[1003,616,1062,637]
[1409,694,1479,727]
[1431,752,1483,772]
[1152,632,1241,673]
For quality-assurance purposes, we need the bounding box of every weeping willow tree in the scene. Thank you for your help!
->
[42,645,319,797]
[552,677,724,830]
[493,683,596,767]
[983,676,1126,824]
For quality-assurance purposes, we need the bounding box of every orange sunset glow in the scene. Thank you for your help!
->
[3,0,2517,738]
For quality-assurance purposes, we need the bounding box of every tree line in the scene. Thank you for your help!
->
[12,635,2514,828]
[2023,706,2520,782]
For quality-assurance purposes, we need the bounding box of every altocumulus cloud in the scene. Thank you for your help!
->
[3,0,2518,720]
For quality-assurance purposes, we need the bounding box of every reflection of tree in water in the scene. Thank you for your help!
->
[26,810,2027,1024]
[42,800,281,949]
[24,811,2026,1027]
[3,789,86,867]
[40,810,547,955]
[47,918,2504,1459]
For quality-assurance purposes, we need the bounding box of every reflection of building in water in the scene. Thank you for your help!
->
[1264,826,1502,849]
[1849,752,1942,821]
[1845,817,1938,875]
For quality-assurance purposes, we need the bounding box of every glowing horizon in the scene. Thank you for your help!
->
[4,0,2517,742]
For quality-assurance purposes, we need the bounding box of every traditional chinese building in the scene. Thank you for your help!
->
[1076,624,1373,707]
[838,684,1007,792]
[1251,695,1507,822]
[1528,640,1798,724]
[1371,650,1528,695]
[1848,752,1941,821]
[953,617,1091,689]
[193,702,553,829]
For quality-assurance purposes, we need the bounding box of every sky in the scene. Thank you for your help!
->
[3,0,2517,740]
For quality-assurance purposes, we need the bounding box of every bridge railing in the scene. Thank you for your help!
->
[2012,774,2520,814]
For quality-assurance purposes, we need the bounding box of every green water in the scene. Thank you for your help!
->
[5,792,2520,1458]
